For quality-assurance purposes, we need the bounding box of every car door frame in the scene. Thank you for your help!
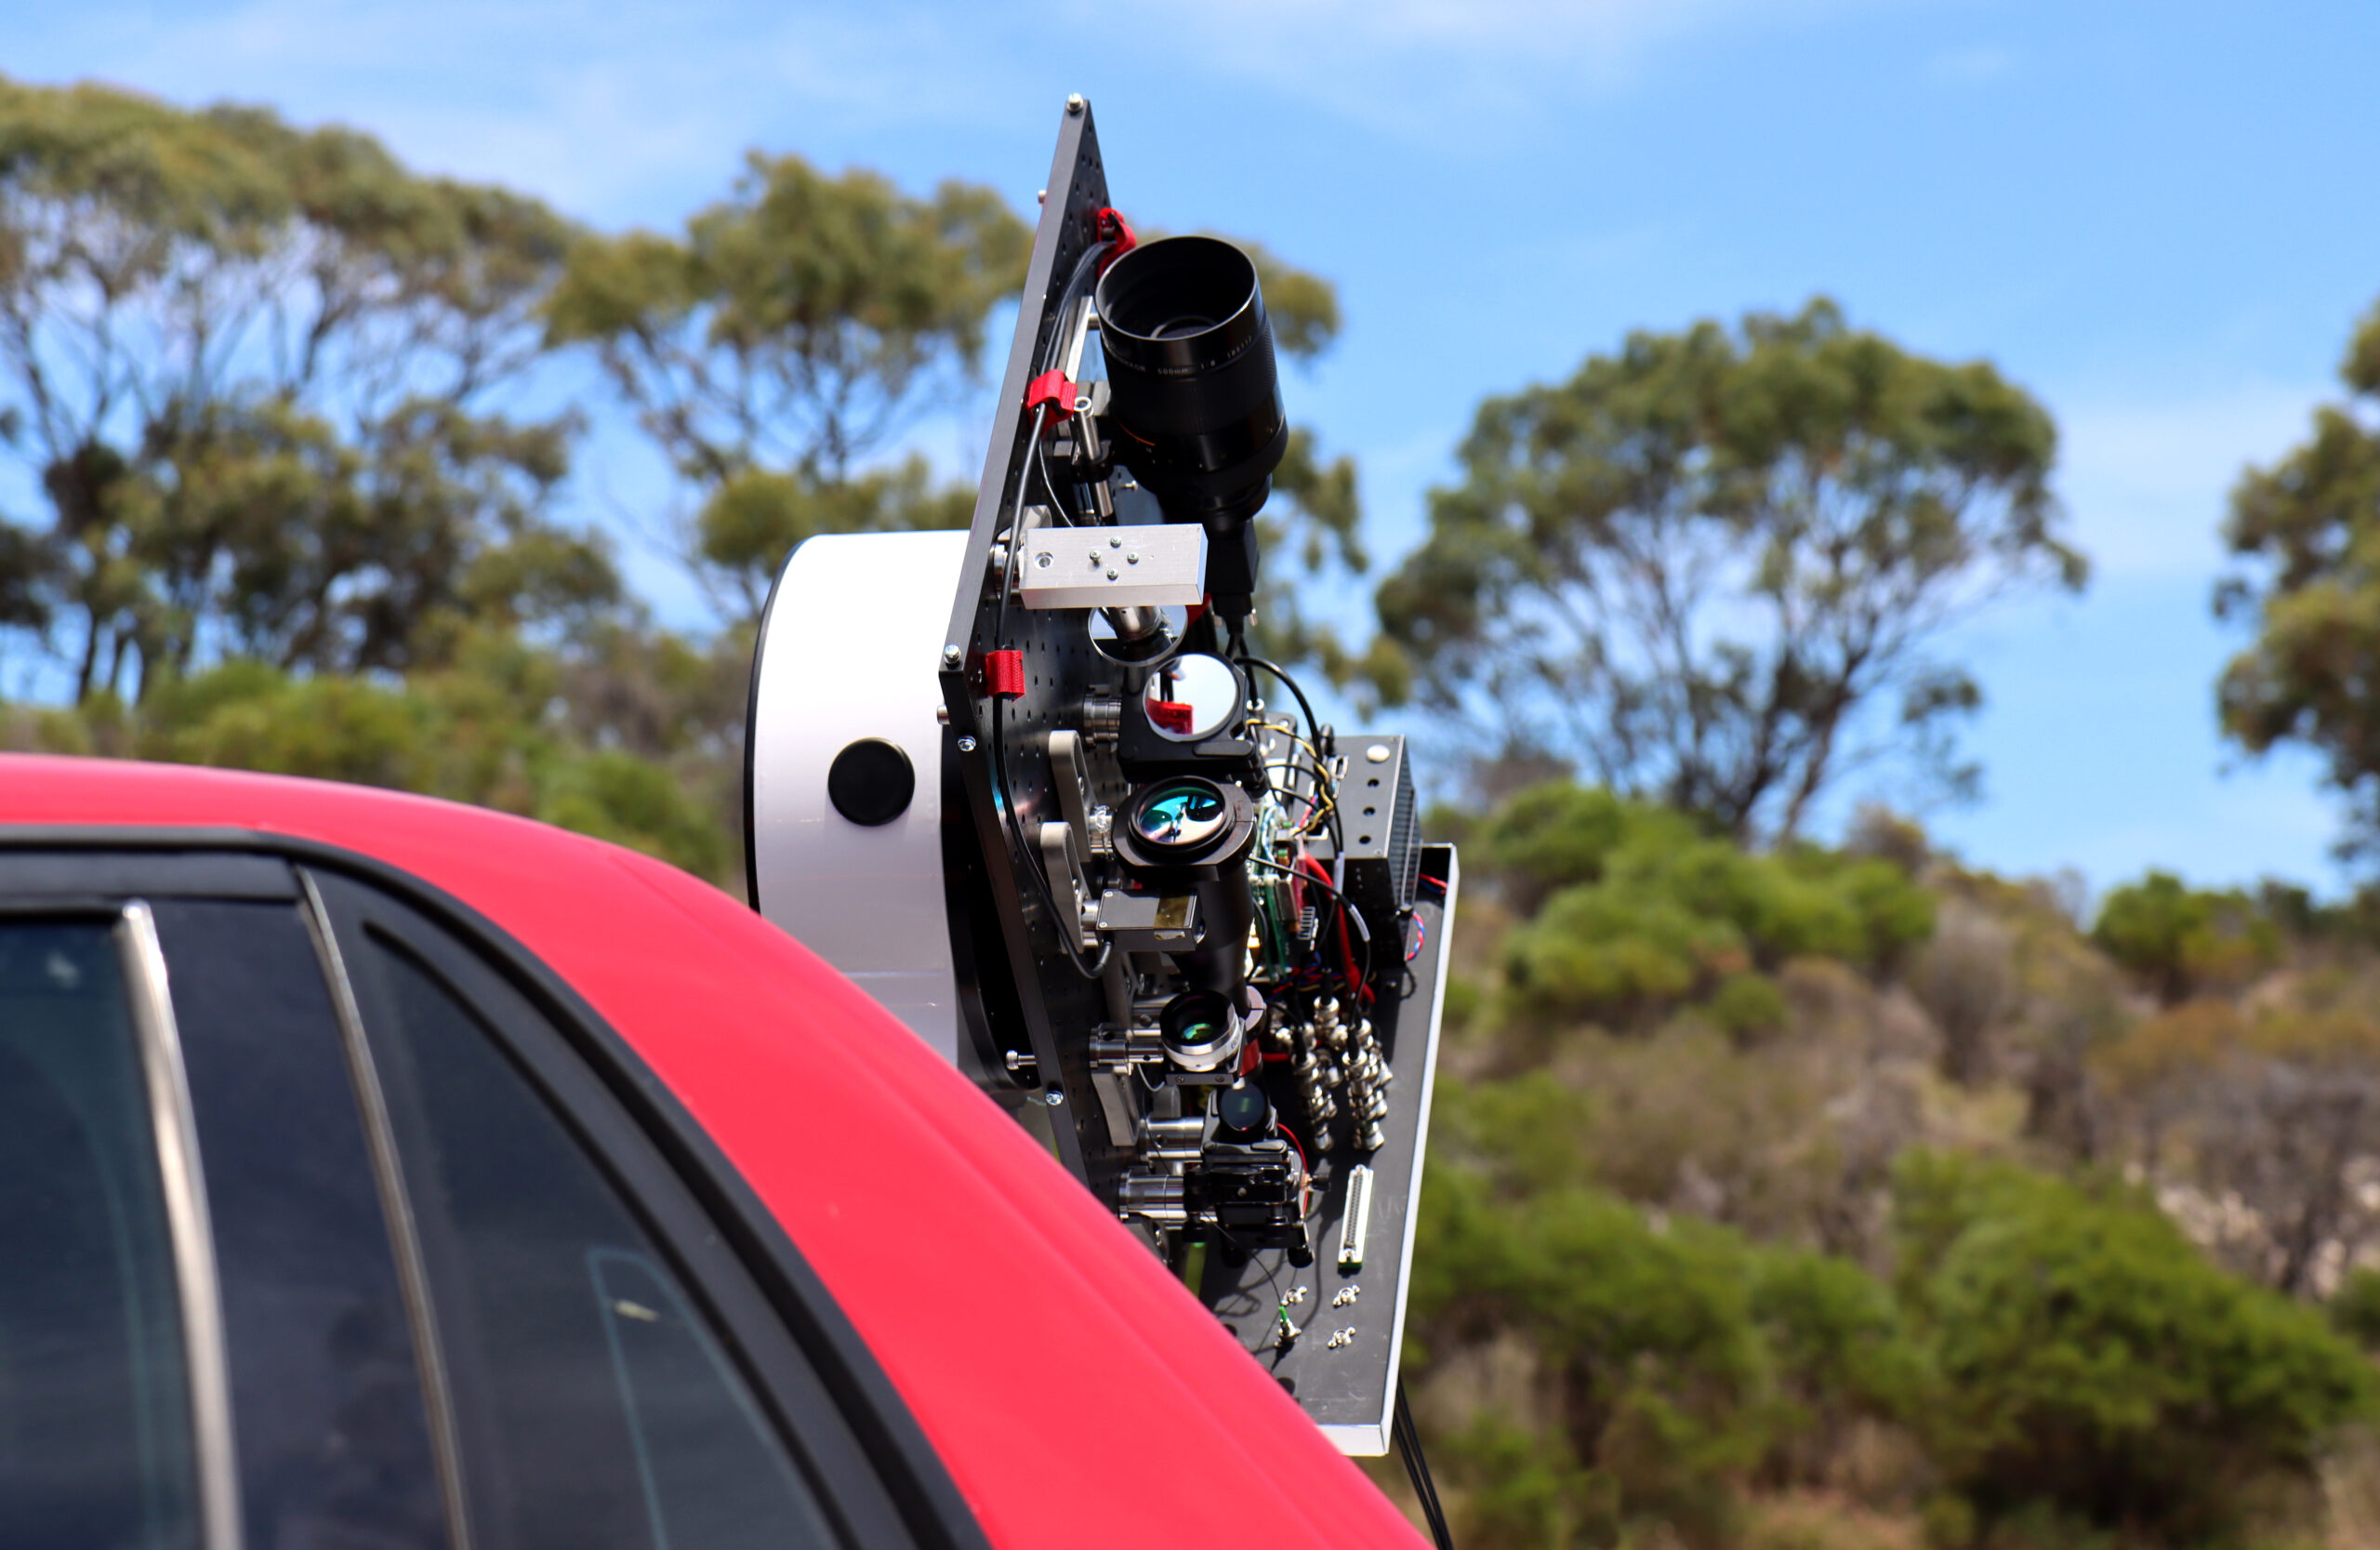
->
[0,827,991,1550]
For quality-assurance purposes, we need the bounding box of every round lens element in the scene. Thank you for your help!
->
[1159,988,1244,1073]
[1216,1080,1272,1137]
[1132,780,1229,848]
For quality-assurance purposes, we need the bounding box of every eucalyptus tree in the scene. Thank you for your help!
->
[2216,298,2380,860]
[0,77,609,698]
[1374,299,2084,841]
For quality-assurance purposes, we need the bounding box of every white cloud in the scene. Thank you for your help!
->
[24,0,1027,220]
[20,0,1937,215]
[2051,379,2323,582]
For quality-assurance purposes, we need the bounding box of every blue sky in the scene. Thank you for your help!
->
[14,0,2380,896]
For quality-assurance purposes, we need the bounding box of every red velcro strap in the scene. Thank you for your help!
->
[1025,369,1076,418]
[985,649,1025,700]
[1147,699,1194,735]
[1095,207,1137,269]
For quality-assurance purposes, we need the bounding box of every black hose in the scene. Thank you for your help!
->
[1394,1377,1455,1550]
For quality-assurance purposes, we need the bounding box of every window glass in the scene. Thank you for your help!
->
[361,937,839,1550]
[0,919,199,1550]
[158,899,446,1550]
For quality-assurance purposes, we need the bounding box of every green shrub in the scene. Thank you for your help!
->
[1892,1152,2375,1543]
[1478,780,1649,909]
[1750,1245,1927,1441]
[1710,973,1790,1040]
[1409,1168,1773,1543]
[72,656,728,880]
[1435,1071,1596,1195]
[2092,870,2282,1003]
[2330,1266,2380,1350]
[1489,781,1935,1028]
[1437,1415,1619,1550]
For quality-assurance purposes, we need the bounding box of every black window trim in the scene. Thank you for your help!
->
[315,871,912,1549]
[0,826,992,1550]
[295,870,475,1550]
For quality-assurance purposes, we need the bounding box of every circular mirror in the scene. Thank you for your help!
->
[1143,653,1240,742]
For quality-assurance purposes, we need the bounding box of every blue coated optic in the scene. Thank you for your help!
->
[1133,782,1228,848]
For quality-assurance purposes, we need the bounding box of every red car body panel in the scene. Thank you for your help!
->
[0,755,1423,1549]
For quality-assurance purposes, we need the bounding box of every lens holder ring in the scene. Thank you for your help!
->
[1112,776,1258,875]
[1158,988,1246,1074]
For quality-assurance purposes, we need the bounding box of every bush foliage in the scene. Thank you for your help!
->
[1487,783,1934,1029]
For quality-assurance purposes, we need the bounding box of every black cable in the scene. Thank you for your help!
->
[1236,656,1324,751]
[985,404,1110,982]
[1248,855,1373,991]
[1236,654,1350,865]
[1026,235,1119,529]
[1395,1377,1455,1550]
[1212,1224,1305,1360]
[1033,419,1079,526]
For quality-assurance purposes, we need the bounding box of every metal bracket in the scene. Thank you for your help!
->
[1038,821,1097,952]
[1019,523,1206,610]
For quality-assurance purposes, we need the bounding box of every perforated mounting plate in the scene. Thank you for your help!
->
[936,99,1132,1195]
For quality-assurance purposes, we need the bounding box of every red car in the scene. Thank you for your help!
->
[0,753,1426,1549]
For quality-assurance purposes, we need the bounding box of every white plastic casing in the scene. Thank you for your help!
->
[747,529,967,1062]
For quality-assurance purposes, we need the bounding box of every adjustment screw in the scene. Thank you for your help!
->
[1043,1089,1065,1106]
[1105,568,1118,579]
[1066,94,1085,114]
[1127,552,1140,564]
[956,735,977,753]
[1109,537,1122,549]
[942,643,963,666]
[1036,552,1052,568]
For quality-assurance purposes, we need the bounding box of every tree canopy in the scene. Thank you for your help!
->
[1374,299,2084,841]
[0,76,608,700]
[2216,297,2380,860]
[544,154,1031,617]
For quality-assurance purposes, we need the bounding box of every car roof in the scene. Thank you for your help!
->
[0,754,1421,1549]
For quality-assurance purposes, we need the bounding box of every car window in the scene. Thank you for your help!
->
[354,933,840,1550]
[0,918,200,1550]
[157,898,449,1550]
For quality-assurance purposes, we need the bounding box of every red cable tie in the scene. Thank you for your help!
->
[984,649,1025,700]
[1025,368,1077,418]
[1094,207,1137,270]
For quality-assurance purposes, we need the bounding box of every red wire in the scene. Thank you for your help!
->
[1278,1123,1312,1217]
[1302,853,1361,999]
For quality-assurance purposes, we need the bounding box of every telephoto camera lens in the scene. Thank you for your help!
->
[1094,235,1288,535]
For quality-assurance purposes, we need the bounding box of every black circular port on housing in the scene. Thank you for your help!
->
[826,738,914,827]
[1216,1080,1273,1141]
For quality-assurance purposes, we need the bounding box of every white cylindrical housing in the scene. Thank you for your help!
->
[746,529,967,1062]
